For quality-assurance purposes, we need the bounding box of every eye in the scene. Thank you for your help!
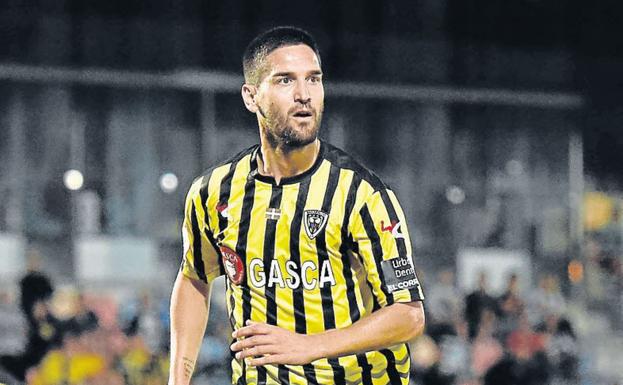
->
[278,77,292,85]
[308,75,322,84]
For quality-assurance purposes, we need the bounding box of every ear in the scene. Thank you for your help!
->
[241,84,259,113]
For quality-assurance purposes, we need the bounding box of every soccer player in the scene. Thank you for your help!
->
[168,26,425,385]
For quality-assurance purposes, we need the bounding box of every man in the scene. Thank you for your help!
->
[168,26,425,385]
[0,251,62,382]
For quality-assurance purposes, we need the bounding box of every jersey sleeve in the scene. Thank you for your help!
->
[180,177,222,285]
[349,188,424,307]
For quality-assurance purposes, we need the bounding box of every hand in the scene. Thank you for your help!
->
[231,320,321,366]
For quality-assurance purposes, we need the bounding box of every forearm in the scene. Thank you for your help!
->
[168,272,211,385]
[312,301,425,360]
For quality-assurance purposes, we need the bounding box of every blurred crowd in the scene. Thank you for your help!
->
[409,270,580,385]
[0,254,232,385]
[0,260,175,385]
[1,240,621,385]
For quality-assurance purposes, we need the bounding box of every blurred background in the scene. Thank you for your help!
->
[0,0,622,384]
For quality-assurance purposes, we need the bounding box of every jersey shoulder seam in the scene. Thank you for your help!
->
[191,144,257,193]
[322,141,389,193]
[199,144,257,180]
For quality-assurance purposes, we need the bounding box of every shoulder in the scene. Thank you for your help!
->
[187,144,257,198]
[322,141,388,193]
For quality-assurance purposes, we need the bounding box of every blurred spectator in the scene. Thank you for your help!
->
[427,269,462,325]
[19,250,54,329]
[547,318,580,385]
[584,238,607,304]
[65,293,99,335]
[506,312,550,385]
[118,334,168,385]
[471,309,503,378]
[0,252,64,382]
[10,288,170,385]
[0,298,64,381]
[409,333,442,384]
[464,272,498,339]
[437,319,472,383]
[120,292,165,354]
[497,273,524,340]
[27,326,124,385]
[506,312,546,361]
[527,274,566,323]
[584,237,622,327]
[483,354,517,385]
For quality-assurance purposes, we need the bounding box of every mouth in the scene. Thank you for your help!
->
[292,110,313,119]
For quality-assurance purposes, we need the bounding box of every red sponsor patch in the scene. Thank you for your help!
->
[221,246,244,285]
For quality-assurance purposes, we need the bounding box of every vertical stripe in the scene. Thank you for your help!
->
[290,179,310,333]
[337,174,372,385]
[198,173,224,275]
[203,228,225,277]
[379,349,401,384]
[356,354,373,385]
[264,187,283,325]
[262,186,290,385]
[235,175,256,384]
[190,203,207,283]
[339,173,363,323]
[218,161,238,242]
[360,205,393,305]
[315,164,346,384]
[199,174,210,212]
[288,179,319,384]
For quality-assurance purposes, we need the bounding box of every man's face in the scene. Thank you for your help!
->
[252,44,324,149]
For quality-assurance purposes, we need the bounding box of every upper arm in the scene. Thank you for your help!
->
[174,270,211,299]
[349,187,424,307]
[180,177,223,285]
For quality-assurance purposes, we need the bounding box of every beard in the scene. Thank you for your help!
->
[259,102,323,151]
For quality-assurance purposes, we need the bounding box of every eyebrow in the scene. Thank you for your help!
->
[271,70,323,78]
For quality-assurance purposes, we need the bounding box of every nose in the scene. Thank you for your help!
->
[294,80,311,104]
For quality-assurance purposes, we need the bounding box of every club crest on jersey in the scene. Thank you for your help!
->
[220,246,244,285]
[303,210,328,239]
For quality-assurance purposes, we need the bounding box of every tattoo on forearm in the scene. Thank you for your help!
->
[182,357,195,379]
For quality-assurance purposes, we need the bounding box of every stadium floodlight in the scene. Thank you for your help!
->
[160,172,179,194]
[63,169,84,191]
[446,185,465,205]
[506,159,524,177]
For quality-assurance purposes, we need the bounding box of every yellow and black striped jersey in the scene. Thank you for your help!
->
[180,141,424,385]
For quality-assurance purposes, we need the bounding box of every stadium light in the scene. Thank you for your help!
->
[160,172,179,193]
[506,159,524,177]
[446,185,466,205]
[63,169,84,191]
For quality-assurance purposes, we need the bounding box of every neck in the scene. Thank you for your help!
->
[257,139,320,185]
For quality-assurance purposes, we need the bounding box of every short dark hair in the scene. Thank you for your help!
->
[243,26,321,85]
